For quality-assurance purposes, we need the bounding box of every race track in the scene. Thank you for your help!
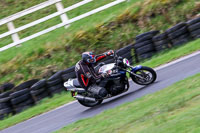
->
[2,51,200,133]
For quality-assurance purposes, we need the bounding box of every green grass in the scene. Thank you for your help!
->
[55,73,200,133]
[0,38,199,130]
[0,91,74,130]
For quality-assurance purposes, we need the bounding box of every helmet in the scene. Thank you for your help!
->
[82,52,96,64]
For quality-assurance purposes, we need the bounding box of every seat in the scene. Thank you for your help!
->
[73,79,82,88]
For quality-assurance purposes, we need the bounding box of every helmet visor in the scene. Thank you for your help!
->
[87,55,96,63]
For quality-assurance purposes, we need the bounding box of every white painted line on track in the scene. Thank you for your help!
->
[17,50,200,124]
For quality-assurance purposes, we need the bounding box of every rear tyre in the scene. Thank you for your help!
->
[78,99,103,107]
[131,66,157,85]
[77,93,103,107]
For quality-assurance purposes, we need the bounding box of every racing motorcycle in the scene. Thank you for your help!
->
[64,52,157,107]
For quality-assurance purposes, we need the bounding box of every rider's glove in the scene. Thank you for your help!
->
[106,50,114,56]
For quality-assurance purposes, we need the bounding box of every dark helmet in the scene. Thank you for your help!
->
[82,52,96,64]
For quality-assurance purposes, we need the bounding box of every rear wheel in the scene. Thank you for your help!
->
[78,99,103,107]
[131,66,157,85]
[77,93,103,107]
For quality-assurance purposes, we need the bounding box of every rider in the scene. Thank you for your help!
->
[75,50,114,98]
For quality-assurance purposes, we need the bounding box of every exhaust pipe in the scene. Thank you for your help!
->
[74,95,96,102]
[67,88,86,93]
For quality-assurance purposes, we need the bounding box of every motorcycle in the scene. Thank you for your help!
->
[64,52,157,107]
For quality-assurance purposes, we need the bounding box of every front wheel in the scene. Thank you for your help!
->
[131,66,157,85]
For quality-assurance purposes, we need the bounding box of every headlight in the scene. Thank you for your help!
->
[123,58,130,66]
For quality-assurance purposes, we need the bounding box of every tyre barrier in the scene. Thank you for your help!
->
[152,32,171,52]
[47,71,66,95]
[0,83,15,93]
[0,91,13,120]
[10,88,35,113]
[61,66,76,82]
[187,17,200,39]
[30,79,50,102]
[0,17,200,120]
[134,30,159,61]
[166,22,191,46]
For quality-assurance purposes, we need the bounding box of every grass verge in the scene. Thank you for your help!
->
[0,38,199,130]
[55,73,200,133]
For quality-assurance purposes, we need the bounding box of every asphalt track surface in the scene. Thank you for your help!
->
[1,52,200,133]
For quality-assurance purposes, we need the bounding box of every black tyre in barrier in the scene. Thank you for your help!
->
[134,40,153,49]
[47,78,63,87]
[167,26,188,40]
[0,91,11,98]
[48,84,64,92]
[153,39,170,46]
[48,71,63,81]
[135,30,159,40]
[0,108,12,115]
[0,97,10,103]
[62,72,76,82]
[116,44,133,55]
[138,52,154,60]
[30,79,47,90]
[166,22,186,33]
[152,33,168,42]
[135,44,155,55]
[188,22,200,32]
[30,88,46,96]
[170,33,190,45]
[11,93,30,105]
[0,102,11,109]
[136,34,154,43]
[121,51,132,59]
[15,99,34,107]
[35,92,49,101]
[190,29,200,38]
[171,38,190,46]
[13,79,39,91]
[187,17,200,26]
[155,43,169,52]
[10,89,29,99]
[0,83,15,92]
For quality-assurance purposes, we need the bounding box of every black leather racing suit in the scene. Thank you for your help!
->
[75,53,107,90]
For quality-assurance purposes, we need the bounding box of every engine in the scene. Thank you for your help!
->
[106,77,126,96]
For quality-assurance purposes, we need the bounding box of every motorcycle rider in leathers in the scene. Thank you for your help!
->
[75,50,114,98]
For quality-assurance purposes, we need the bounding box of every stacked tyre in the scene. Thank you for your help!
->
[152,32,171,52]
[116,44,134,65]
[0,83,15,93]
[10,79,38,113]
[0,91,13,119]
[47,71,65,94]
[10,89,35,113]
[30,79,50,102]
[134,31,159,61]
[166,22,190,46]
[187,17,200,39]
[61,66,76,82]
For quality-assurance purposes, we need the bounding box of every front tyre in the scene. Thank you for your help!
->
[131,66,157,85]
